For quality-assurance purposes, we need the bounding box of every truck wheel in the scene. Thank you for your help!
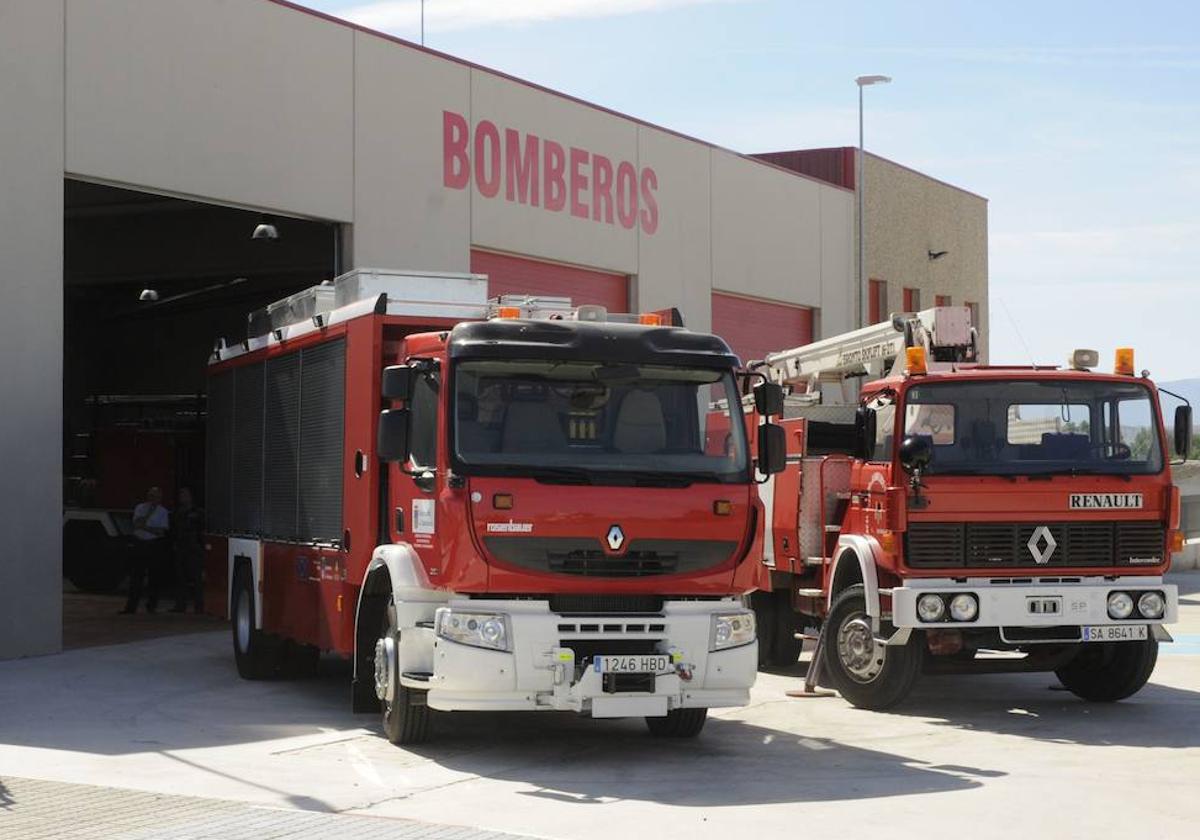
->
[767,588,804,667]
[1055,639,1158,702]
[645,707,707,738]
[822,584,921,710]
[376,597,431,745]
[231,567,277,680]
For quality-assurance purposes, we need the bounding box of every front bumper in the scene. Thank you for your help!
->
[892,576,1178,637]
[424,598,757,716]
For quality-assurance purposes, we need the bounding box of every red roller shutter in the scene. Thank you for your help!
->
[470,250,629,312]
[711,292,814,365]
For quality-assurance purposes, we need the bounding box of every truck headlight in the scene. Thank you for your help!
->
[1136,591,1166,619]
[917,594,946,622]
[435,609,511,651]
[948,593,979,622]
[711,612,756,651]
[1107,591,1135,620]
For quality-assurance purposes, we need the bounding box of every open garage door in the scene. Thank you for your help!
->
[470,249,629,312]
[62,180,338,645]
[711,291,814,366]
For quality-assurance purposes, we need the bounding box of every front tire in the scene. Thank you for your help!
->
[377,597,432,745]
[1055,639,1158,702]
[231,567,278,680]
[645,707,707,738]
[822,584,921,710]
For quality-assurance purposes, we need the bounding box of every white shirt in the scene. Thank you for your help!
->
[133,502,169,541]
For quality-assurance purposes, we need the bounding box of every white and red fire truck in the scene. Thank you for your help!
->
[747,307,1188,708]
[203,269,784,743]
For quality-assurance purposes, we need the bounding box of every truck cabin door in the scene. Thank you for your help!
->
[398,359,441,563]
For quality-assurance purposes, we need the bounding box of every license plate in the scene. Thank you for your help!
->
[595,654,672,674]
[1082,625,1148,642]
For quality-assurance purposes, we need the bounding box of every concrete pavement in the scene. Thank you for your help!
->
[2,572,1198,839]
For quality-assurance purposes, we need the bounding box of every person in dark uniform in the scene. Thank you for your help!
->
[170,487,205,613]
[120,486,170,614]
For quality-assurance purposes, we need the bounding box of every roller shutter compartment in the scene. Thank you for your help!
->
[298,339,345,542]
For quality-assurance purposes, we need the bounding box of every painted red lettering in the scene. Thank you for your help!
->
[592,155,614,224]
[505,129,540,206]
[569,147,590,219]
[474,120,501,198]
[544,140,566,211]
[639,167,659,235]
[615,161,638,229]
[443,111,470,189]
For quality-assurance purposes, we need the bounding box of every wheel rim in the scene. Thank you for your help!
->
[376,601,398,711]
[235,590,252,653]
[836,614,885,684]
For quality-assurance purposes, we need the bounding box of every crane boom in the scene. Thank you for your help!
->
[756,306,977,396]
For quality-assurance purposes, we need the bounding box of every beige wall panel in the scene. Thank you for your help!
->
[353,33,472,270]
[710,151,824,308]
[635,128,712,332]
[0,0,64,658]
[819,189,856,338]
[66,0,354,221]
[468,71,639,274]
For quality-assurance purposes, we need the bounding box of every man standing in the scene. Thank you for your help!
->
[120,486,170,614]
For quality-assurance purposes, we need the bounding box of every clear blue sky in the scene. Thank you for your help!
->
[297,0,1200,381]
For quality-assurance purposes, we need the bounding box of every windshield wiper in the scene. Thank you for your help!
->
[491,465,594,485]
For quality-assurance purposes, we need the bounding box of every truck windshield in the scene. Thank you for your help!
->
[452,359,749,483]
[902,379,1164,476]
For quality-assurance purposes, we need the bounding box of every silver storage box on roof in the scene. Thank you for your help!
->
[266,284,337,329]
[334,268,489,311]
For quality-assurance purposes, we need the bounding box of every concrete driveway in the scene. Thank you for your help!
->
[2,572,1199,839]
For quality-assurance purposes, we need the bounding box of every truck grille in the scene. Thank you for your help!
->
[483,537,735,578]
[904,522,1165,569]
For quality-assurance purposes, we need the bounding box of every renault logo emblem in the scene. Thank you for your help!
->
[1027,526,1057,565]
[606,524,626,552]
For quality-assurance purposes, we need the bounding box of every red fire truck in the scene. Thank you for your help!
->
[204,269,783,743]
[748,307,1188,708]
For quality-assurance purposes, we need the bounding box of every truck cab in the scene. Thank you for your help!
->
[360,302,781,742]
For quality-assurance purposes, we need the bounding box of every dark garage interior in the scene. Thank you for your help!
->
[61,179,339,642]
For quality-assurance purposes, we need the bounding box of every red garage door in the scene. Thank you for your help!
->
[711,292,814,365]
[471,250,629,313]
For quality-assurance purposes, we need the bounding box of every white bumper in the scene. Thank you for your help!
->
[424,598,756,716]
[892,576,1178,636]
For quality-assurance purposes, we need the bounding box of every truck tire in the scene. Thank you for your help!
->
[1055,639,1158,702]
[822,584,921,710]
[231,567,278,680]
[377,597,432,745]
[767,588,804,667]
[645,707,707,738]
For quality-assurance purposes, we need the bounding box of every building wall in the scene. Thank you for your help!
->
[861,153,989,356]
[0,0,65,658]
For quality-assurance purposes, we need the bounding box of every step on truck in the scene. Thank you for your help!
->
[203,269,785,743]
[748,306,1189,708]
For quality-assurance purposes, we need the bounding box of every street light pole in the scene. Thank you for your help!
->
[855,74,891,329]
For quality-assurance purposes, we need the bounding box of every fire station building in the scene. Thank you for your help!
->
[0,0,986,659]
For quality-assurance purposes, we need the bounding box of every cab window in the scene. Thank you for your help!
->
[409,367,439,469]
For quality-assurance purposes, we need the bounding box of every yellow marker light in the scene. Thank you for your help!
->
[493,493,514,510]
[497,306,522,319]
[1115,347,1135,376]
[905,346,928,375]
[557,651,574,662]
[713,499,733,516]
[638,312,663,326]
[879,530,897,553]
[1172,530,1185,553]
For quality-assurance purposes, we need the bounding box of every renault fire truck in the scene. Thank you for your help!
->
[747,306,1188,709]
[203,269,783,743]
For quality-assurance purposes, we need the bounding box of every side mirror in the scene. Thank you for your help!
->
[377,408,410,462]
[382,365,416,401]
[1175,405,1192,458]
[757,422,787,475]
[854,406,878,461]
[753,381,784,417]
[898,435,934,475]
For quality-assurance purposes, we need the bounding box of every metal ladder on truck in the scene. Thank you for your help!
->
[751,307,979,693]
